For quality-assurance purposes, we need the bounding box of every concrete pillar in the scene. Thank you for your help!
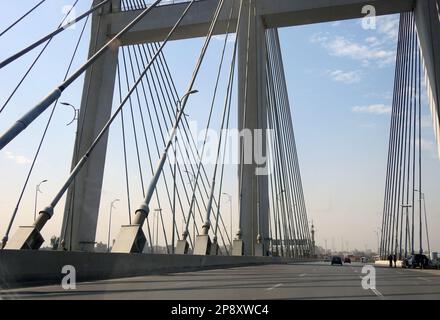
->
[60,0,120,252]
[237,0,269,256]
[415,0,440,157]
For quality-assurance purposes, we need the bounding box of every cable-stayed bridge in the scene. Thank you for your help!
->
[0,0,439,296]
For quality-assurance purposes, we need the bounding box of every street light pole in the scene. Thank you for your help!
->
[401,204,412,258]
[108,199,120,252]
[374,228,380,255]
[154,208,162,251]
[60,102,79,252]
[34,179,47,221]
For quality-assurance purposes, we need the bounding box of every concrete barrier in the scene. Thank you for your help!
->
[375,260,403,268]
[0,250,308,288]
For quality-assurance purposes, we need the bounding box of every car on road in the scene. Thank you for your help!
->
[402,254,430,269]
[344,257,351,264]
[331,256,343,266]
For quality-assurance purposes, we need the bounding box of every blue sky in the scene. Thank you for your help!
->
[0,1,439,252]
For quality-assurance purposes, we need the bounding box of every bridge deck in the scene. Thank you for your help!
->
[2,262,440,300]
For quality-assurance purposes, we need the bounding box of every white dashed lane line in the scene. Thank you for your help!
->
[417,277,431,282]
[371,288,385,299]
[266,283,283,291]
[358,275,385,300]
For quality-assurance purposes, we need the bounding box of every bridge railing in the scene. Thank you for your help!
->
[121,0,204,11]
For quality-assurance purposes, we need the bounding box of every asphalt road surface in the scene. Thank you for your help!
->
[1,262,440,300]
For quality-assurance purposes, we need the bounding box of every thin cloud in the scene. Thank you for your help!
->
[376,16,400,42]
[3,151,32,165]
[311,16,399,68]
[327,69,361,84]
[321,36,395,67]
[352,104,391,115]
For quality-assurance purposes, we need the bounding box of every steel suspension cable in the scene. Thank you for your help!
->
[127,0,229,254]
[129,43,191,249]
[117,63,133,224]
[0,0,80,115]
[383,13,407,257]
[137,45,203,248]
[380,13,404,257]
[123,44,172,252]
[268,30,307,256]
[0,0,47,38]
[267,30,301,257]
[390,13,410,258]
[148,44,234,249]
[134,44,199,250]
[194,0,237,239]
[178,0,227,240]
[0,0,111,70]
[267,77,291,257]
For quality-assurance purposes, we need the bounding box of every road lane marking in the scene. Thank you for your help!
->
[417,277,431,282]
[358,276,385,299]
[266,283,283,291]
[371,288,384,299]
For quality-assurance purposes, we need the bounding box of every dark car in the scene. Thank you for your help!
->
[331,256,343,266]
[344,257,352,264]
[402,254,430,269]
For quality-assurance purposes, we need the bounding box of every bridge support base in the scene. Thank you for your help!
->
[111,225,146,253]
[4,226,44,250]
[193,235,212,255]
[210,241,219,255]
[175,239,189,254]
[232,239,244,256]
[255,243,265,256]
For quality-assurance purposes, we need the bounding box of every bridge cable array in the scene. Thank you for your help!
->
[2,7,91,246]
[1,0,313,257]
[379,12,430,260]
[116,0,235,254]
[266,29,313,258]
[0,0,163,150]
[1,0,185,249]
[2,0,234,254]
